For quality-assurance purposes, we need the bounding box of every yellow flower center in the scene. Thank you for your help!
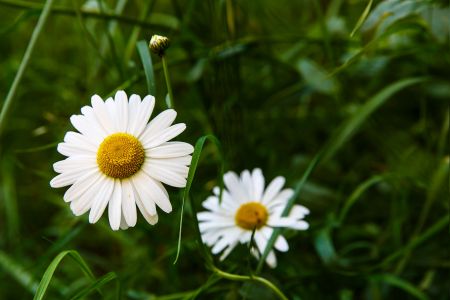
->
[235,202,268,230]
[97,133,145,179]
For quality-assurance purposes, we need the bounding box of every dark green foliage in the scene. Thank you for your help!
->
[0,0,448,299]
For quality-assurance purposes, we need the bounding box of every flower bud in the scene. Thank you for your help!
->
[149,35,170,56]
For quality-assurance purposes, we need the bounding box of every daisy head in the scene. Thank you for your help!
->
[50,91,193,230]
[197,168,309,268]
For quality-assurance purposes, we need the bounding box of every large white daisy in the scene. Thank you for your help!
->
[50,91,193,230]
[197,168,309,268]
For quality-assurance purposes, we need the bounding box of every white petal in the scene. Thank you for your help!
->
[143,159,188,188]
[202,196,219,211]
[105,97,117,132]
[211,227,241,254]
[70,114,105,145]
[108,180,122,230]
[63,131,97,151]
[265,250,277,268]
[289,204,310,219]
[91,94,115,134]
[142,123,186,149]
[261,227,288,252]
[127,94,142,135]
[254,231,269,257]
[63,169,101,202]
[50,165,97,188]
[139,109,177,141]
[53,156,96,174]
[219,240,239,261]
[121,179,137,227]
[241,170,254,200]
[267,217,309,230]
[252,168,265,200]
[131,172,157,215]
[120,213,129,230]
[224,171,249,203]
[134,171,172,213]
[89,178,115,223]
[146,142,194,158]
[261,176,285,205]
[274,235,289,252]
[132,95,155,137]
[114,90,128,132]
[134,186,159,226]
[69,176,105,216]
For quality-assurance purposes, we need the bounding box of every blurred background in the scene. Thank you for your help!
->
[0,0,449,299]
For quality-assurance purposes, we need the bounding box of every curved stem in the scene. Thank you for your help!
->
[212,266,289,300]
[161,55,174,109]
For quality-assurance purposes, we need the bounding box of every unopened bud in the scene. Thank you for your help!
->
[149,35,170,56]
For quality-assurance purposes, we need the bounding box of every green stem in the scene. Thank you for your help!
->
[212,267,289,300]
[161,55,174,109]
[0,0,55,137]
[0,0,163,29]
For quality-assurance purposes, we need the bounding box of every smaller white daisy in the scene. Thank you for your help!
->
[197,168,309,268]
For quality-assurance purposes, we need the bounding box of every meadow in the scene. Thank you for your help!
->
[0,0,449,299]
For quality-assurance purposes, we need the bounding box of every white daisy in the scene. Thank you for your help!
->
[197,168,309,268]
[50,91,193,230]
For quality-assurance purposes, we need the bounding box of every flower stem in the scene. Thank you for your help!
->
[0,0,54,137]
[161,55,174,109]
[212,266,289,300]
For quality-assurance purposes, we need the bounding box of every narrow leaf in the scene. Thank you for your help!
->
[137,40,156,95]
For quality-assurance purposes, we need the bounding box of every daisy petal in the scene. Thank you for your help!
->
[143,159,188,188]
[108,180,122,231]
[114,90,128,132]
[261,176,285,205]
[127,94,142,135]
[63,170,101,202]
[121,179,137,227]
[146,142,194,158]
[89,178,114,224]
[142,123,186,148]
[132,95,155,137]
[139,109,177,140]
[252,168,265,200]
[91,94,115,134]
[224,171,249,203]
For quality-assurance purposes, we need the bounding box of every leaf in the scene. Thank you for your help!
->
[33,250,97,300]
[173,135,224,264]
[314,228,338,265]
[361,0,429,39]
[296,58,338,95]
[137,40,156,96]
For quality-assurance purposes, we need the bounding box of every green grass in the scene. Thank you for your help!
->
[0,0,449,299]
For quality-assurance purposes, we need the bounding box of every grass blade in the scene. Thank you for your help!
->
[350,0,374,37]
[0,0,54,136]
[322,77,428,162]
[69,272,118,300]
[371,274,429,300]
[137,40,156,95]
[173,134,223,264]
[33,250,97,300]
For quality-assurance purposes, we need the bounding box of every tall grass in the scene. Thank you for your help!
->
[0,0,448,299]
